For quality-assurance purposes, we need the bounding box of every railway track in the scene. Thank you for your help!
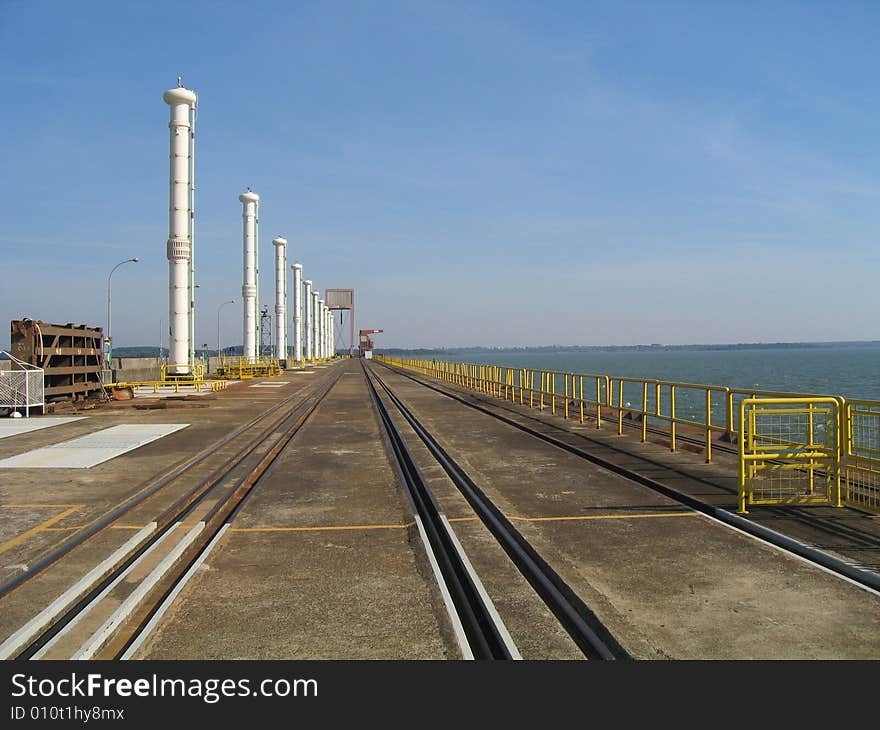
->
[364,361,630,660]
[0,370,341,660]
[375,361,880,595]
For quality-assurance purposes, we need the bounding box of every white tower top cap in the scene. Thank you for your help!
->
[239,190,260,203]
[292,262,303,269]
[272,236,288,246]
[163,87,197,106]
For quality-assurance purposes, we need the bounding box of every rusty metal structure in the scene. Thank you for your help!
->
[10,319,105,403]
[325,288,355,357]
[359,329,383,359]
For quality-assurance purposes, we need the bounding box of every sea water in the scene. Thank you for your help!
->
[426,344,880,423]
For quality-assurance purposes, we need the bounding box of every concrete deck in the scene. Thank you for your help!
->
[1,358,877,659]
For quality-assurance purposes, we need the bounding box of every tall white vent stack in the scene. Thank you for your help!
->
[312,291,320,361]
[240,189,260,362]
[163,82,197,375]
[292,263,303,363]
[328,309,334,358]
[318,299,325,359]
[272,236,287,361]
[304,279,313,361]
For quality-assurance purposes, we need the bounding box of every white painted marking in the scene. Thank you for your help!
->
[697,512,880,598]
[413,515,473,660]
[133,389,211,398]
[121,523,230,660]
[291,371,317,375]
[0,523,157,659]
[30,525,181,659]
[0,424,189,468]
[441,514,521,659]
[248,383,286,388]
[72,521,205,659]
[0,417,86,440]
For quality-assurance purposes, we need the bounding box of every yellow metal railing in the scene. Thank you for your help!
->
[113,362,228,393]
[112,379,228,394]
[737,397,842,514]
[215,356,282,380]
[843,400,880,512]
[376,355,880,515]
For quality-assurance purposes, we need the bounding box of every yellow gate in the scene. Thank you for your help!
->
[843,400,880,513]
[738,397,842,514]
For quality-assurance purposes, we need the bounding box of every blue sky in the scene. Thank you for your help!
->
[1,1,878,349]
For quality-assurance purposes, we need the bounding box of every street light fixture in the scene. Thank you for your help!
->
[190,283,200,367]
[217,299,234,361]
[106,257,139,373]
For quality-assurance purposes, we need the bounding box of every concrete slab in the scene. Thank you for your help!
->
[134,361,454,659]
[0,424,189,469]
[0,417,86,440]
[374,364,880,659]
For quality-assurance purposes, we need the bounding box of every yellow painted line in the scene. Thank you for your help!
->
[225,512,697,534]
[229,522,416,533]
[0,505,84,556]
[1,503,83,509]
[506,511,698,523]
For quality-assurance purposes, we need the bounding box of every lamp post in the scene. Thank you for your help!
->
[217,299,234,362]
[106,257,139,374]
[190,283,200,368]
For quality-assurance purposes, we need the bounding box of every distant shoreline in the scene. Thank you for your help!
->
[376,341,880,356]
[10,340,871,361]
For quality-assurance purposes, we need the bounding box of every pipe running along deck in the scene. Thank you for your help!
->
[0,370,342,660]
[364,361,630,660]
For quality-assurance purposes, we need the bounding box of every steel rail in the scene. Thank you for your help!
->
[409,367,880,555]
[447,381,880,553]
[379,362,880,593]
[114,372,341,660]
[368,365,630,660]
[0,380,323,601]
[581,408,880,553]
[363,362,513,660]
[8,372,340,660]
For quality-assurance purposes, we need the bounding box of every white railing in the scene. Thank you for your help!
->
[0,351,44,417]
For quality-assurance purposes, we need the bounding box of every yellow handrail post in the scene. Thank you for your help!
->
[641,382,648,443]
[670,385,676,452]
[705,388,712,463]
[579,375,584,424]
[738,399,748,514]
[564,373,569,420]
[727,391,735,440]
[807,402,815,495]
[617,379,624,436]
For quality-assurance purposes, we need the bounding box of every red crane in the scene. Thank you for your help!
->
[359,329,383,359]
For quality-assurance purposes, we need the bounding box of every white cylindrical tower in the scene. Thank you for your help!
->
[272,236,287,361]
[163,84,197,376]
[328,309,334,358]
[304,279,313,361]
[329,311,334,358]
[325,306,331,358]
[240,190,260,362]
[318,299,325,359]
[292,263,303,363]
[319,304,324,359]
[312,291,320,361]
